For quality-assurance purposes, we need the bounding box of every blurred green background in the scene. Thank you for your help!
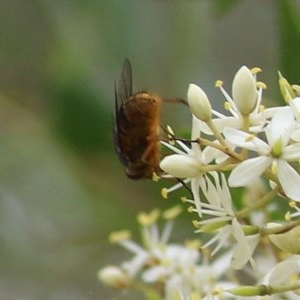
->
[0,0,299,299]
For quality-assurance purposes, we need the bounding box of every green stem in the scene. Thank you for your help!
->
[236,188,278,219]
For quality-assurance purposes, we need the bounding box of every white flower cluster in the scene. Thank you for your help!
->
[159,66,300,298]
[161,66,300,202]
[99,67,300,299]
[99,206,241,299]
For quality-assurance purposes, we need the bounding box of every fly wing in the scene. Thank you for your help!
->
[118,58,132,103]
[113,58,133,167]
[113,82,129,166]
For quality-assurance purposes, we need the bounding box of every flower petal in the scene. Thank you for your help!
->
[223,127,269,154]
[290,97,300,121]
[263,258,300,286]
[201,117,241,135]
[291,128,300,142]
[277,160,300,201]
[228,156,272,187]
[266,106,294,146]
[282,143,300,161]
[231,219,259,269]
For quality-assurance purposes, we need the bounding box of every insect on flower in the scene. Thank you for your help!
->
[113,58,186,179]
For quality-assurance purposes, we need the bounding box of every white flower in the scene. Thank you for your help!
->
[189,173,260,269]
[201,222,259,270]
[115,235,152,277]
[262,257,300,299]
[144,246,234,300]
[142,245,201,299]
[100,207,236,299]
[201,67,280,135]
[194,172,235,222]
[224,106,300,201]
[160,116,214,203]
[107,208,180,278]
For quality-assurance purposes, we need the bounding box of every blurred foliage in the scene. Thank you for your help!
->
[0,0,299,299]
[212,0,241,16]
[49,75,111,154]
[279,0,300,83]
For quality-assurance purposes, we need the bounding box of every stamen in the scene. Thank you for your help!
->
[161,141,186,155]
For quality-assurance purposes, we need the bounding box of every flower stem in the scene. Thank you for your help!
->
[236,188,278,219]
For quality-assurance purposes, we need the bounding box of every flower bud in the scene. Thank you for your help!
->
[268,223,300,254]
[160,154,202,178]
[232,66,257,115]
[278,71,296,103]
[229,285,261,296]
[187,84,212,122]
[98,266,132,289]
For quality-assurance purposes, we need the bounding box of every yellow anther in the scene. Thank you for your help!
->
[162,205,182,220]
[215,80,223,88]
[185,239,202,249]
[166,125,176,145]
[285,211,291,221]
[109,230,131,243]
[137,208,160,226]
[152,172,160,181]
[224,101,232,111]
[161,187,168,199]
[256,81,267,89]
[192,220,201,228]
[251,67,262,74]
[181,196,187,203]
[188,206,194,213]
[245,134,255,142]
